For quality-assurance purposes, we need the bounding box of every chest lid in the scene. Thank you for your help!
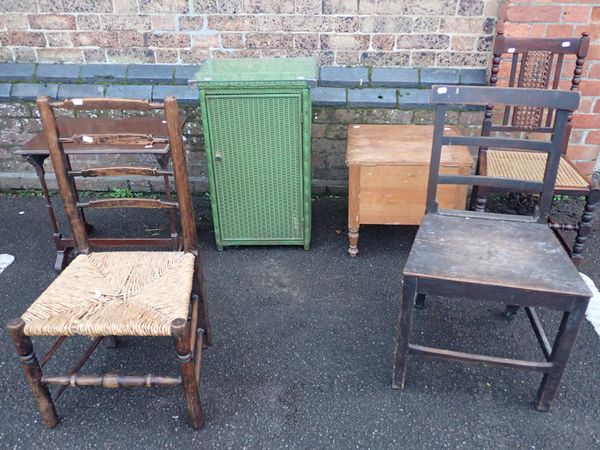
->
[346,124,473,168]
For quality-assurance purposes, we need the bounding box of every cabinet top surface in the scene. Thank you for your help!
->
[195,57,317,84]
[346,124,473,167]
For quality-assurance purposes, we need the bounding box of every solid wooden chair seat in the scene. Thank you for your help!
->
[22,252,195,337]
[404,213,590,299]
[486,150,589,190]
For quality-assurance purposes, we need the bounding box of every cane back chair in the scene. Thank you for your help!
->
[6,96,211,429]
[473,32,597,266]
[393,86,591,411]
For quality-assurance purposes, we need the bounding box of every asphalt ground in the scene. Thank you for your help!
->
[0,194,599,449]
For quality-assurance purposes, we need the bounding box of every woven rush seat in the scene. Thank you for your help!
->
[22,252,195,337]
[487,150,588,189]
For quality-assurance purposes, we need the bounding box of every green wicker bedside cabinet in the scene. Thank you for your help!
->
[194,57,316,250]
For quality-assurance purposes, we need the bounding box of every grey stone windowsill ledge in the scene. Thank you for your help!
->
[0,63,487,109]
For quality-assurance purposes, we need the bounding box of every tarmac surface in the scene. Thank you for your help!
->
[0,194,599,449]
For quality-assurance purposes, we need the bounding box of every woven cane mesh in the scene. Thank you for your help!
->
[512,51,553,129]
[487,150,588,188]
[22,252,195,337]
[206,93,304,241]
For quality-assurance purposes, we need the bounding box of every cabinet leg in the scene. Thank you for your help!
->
[348,226,359,257]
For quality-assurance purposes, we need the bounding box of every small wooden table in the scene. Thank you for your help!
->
[346,124,473,256]
[16,117,178,272]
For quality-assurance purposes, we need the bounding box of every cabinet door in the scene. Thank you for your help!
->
[205,92,305,243]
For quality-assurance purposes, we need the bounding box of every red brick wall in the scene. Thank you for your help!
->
[499,0,600,176]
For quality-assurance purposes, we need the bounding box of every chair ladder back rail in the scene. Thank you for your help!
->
[60,133,169,146]
[438,175,543,193]
[428,86,580,219]
[51,98,164,111]
[69,167,174,178]
[430,86,580,111]
[425,103,446,215]
[444,135,554,152]
[164,96,198,253]
[494,32,588,57]
[37,96,90,254]
[76,198,179,209]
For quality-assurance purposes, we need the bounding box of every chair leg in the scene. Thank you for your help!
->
[470,185,480,211]
[6,318,59,428]
[172,318,205,429]
[104,336,119,348]
[471,186,489,212]
[535,304,587,411]
[572,188,600,265]
[392,277,418,390]
[194,257,212,347]
[415,294,426,309]
[474,194,488,213]
[503,304,520,320]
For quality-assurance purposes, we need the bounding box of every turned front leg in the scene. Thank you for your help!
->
[7,318,59,428]
[172,318,205,429]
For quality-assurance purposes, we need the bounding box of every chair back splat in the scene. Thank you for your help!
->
[426,86,579,223]
[485,32,589,145]
[36,96,198,255]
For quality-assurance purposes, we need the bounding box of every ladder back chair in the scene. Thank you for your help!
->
[473,32,598,266]
[393,86,591,411]
[6,96,211,429]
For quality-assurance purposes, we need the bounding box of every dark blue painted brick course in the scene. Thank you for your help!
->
[459,69,488,86]
[398,89,431,108]
[37,64,81,82]
[175,65,201,84]
[348,88,396,108]
[0,84,11,100]
[152,85,199,104]
[11,83,59,101]
[320,66,369,87]
[58,84,105,99]
[0,63,35,82]
[106,84,153,100]
[80,64,128,82]
[127,64,174,84]
[370,68,419,88]
[311,87,346,107]
[421,68,460,86]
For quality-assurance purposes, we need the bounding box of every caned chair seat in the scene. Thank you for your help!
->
[486,150,589,190]
[22,252,195,337]
[404,213,590,299]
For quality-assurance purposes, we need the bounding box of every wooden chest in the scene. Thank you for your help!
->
[346,124,473,256]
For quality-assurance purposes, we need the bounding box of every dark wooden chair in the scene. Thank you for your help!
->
[6,97,211,429]
[473,32,598,266]
[393,85,591,411]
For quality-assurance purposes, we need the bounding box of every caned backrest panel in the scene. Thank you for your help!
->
[427,85,579,223]
[36,96,197,254]
[488,32,588,133]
